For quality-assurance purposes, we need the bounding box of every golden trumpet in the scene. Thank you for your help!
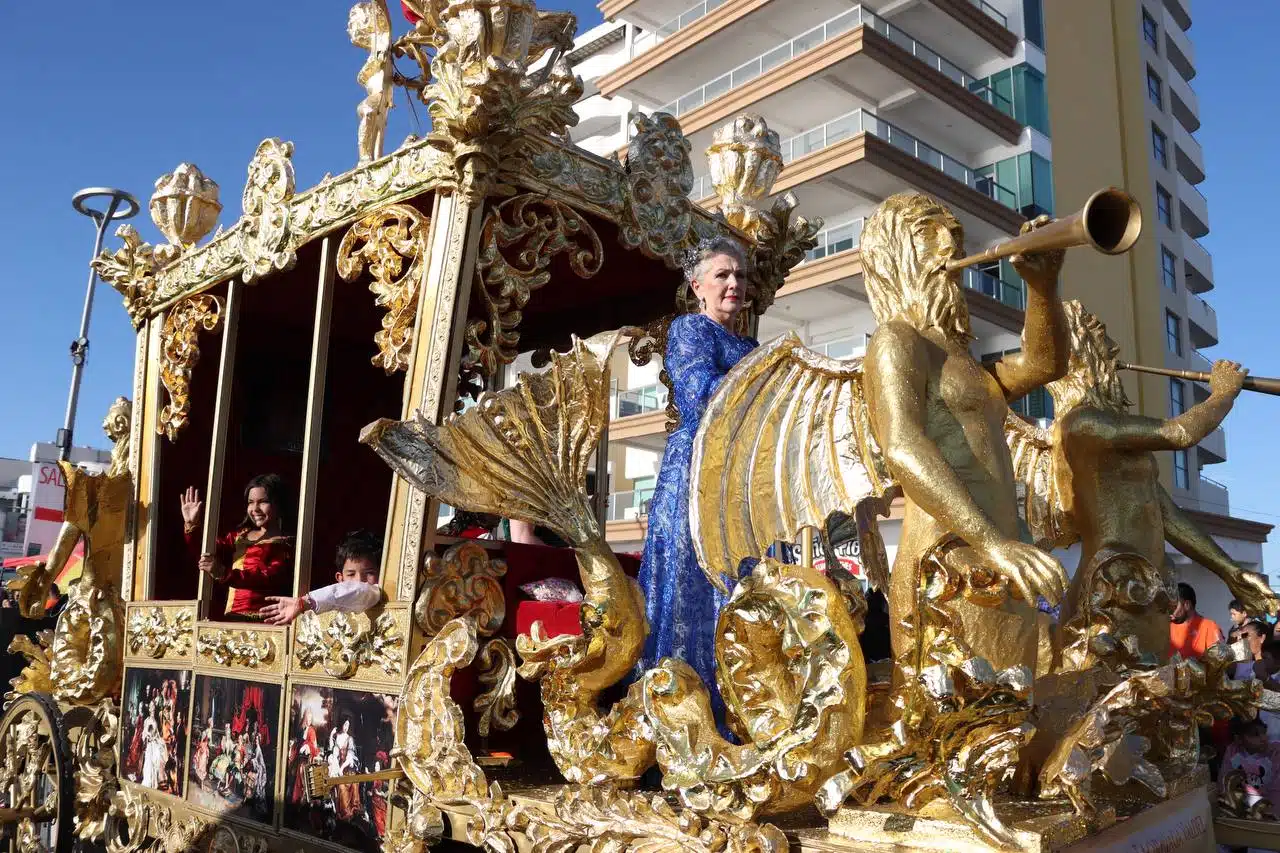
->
[1118,362,1280,397]
[946,187,1143,271]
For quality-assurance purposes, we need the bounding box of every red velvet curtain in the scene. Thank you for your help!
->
[231,685,269,746]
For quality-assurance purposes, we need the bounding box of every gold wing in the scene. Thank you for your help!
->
[1004,413,1076,548]
[690,332,894,593]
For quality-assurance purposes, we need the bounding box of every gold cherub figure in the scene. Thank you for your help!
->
[348,0,426,164]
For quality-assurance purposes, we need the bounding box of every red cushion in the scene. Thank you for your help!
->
[516,600,583,638]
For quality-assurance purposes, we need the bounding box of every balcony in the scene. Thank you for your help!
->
[1186,292,1218,348]
[1161,3,1196,81]
[1177,174,1209,238]
[805,218,866,263]
[632,0,729,53]
[614,382,669,418]
[1198,474,1230,515]
[656,8,994,118]
[1162,0,1191,33]
[1199,426,1227,465]
[606,489,652,522]
[964,265,1025,310]
[1172,120,1204,185]
[1167,68,1201,133]
[1181,230,1213,293]
[1189,348,1212,374]
[963,0,1007,28]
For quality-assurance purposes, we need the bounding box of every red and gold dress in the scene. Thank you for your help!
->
[186,526,294,618]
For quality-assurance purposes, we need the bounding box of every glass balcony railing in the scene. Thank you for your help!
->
[804,218,866,262]
[811,336,866,359]
[657,6,985,117]
[607,489,653,522]
[634,0,729,52]
[615,383,669,418]
[694,108,1016,209]
[967,0,1009,27]
[964,266,1025,310]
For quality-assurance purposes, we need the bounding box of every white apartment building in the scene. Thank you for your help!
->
[542,0,1264,623]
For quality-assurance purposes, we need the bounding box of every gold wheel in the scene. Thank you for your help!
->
[0,693,75,853]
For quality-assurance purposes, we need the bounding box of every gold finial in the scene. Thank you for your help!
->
[707,114,782,236]
[149,163,221,249]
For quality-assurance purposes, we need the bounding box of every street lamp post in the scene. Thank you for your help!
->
[60,188,140,462]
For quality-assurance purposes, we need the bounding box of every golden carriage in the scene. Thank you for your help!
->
[1,1,1275,852]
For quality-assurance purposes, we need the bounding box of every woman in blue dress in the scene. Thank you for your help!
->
[637,237,757,726]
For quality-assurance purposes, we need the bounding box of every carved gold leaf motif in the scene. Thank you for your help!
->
[126,607,193,659]
[415,540,507,637]
[474,637,519,737]
[195,629,276,668]
[336,203,432,373]
[157,295,223,442]
[293,610,404,679]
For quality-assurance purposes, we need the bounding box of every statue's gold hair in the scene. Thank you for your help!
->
[103,397,132,477]
[1047,300,1130,413]
[861,193,971,341]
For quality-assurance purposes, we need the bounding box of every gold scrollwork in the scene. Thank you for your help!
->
[474,638,518,738]
[462,194,603,390]
[415,540,507,638]
[619,114,694,263]
[293,610,405,680]
[157,294,223,442]
[126,607,194,660]
[195,629,276,669]
[105,786,210,853]
[67,700,119,845]
[0,694,70,853]
[336,203,432,374]
[92,225,160,329]
[238,138,297,282]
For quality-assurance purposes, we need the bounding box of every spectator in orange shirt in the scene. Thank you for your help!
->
[1169,582,1224,660]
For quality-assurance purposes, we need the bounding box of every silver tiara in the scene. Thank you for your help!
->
[680,237,745,280]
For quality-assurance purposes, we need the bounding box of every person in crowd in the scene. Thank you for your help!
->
[1228,598,1250,644]
[1169,582,1224,660]
[261,530,384,626]
[181,475,295,621]
[1221,716,1280,810]
[1232,619,1270,680]
[635,236,757,728]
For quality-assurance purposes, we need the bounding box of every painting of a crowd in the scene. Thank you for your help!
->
[186,675,281,824]
[283,685,396,852]
[120,668,191,797]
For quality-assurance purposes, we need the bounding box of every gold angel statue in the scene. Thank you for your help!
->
[349,0,427,164]
[1006,300,1278,666]
[8,398,132,704]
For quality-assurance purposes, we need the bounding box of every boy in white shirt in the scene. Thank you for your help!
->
[261,530,383,625]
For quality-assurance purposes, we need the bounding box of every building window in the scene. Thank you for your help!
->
[1156,184,1173,227]
[1161,246,1178,290]
[1024,0,1045,49]
[1173,449,1189,489]
[1170,378,1185,416]
[1152,125,1168,168]
[1147,67,1163,108]
[1165,310,1182,355]
[1142,8,1159,50]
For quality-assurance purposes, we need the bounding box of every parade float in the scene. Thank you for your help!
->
[1,1,1278,852]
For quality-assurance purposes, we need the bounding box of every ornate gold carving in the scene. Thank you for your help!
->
[707,114,783,233]
[67,700,120,845]
[195,628,277,669]
[626,317,680,432]
[474,638,518,737]
[415,0,582,203]
[6,399,132,706]
[156,294,223,441]
[746,191,822,317]
[336,203,432,373]
[293,609,405,680]
[105,786,210,853]
[619,114,694,263]
[462,194,603,389]
[126,606,194,660]
[150,163,221,249]
[415,540,507,637]
[238,138,297,282]
[92,225,160,329]
[349,0,426,164]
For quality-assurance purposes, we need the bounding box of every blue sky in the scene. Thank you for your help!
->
[2,3,1278,566]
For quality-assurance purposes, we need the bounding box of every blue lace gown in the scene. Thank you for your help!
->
[637,313,758,723]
